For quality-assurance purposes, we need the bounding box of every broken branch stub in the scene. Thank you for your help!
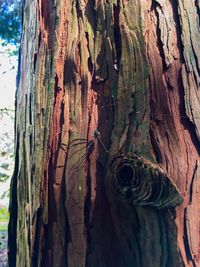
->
[106,154,183,209]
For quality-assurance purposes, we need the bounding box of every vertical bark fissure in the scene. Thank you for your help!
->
[183,208,193,262]
[151,1,168,70]
[113,0,122,70]
[8,132,19,267]
[84,155,92,266]
[32,207,42,267]
[195,0,200,23]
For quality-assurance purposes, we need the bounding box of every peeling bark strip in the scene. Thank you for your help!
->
[9,0,200,267]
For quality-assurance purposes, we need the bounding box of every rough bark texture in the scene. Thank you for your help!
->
[9,0,200,267]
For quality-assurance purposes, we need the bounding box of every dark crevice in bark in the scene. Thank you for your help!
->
[85,1,96,39]
[29,93,32,125]
[24,94,27,130]
[61,147,72,246]
[87,55,94,76]
[89,161,122,267]
[131,210,142,265]
[76,0,84,18]
[165,210,182,267]
[31,163,35,183]
[64,58,77,86]
[158,211,168,267]
[32,207,43,267]
[33,53,37,74]
[21,0,24,29]
[84,161,92,267]
[42,151,57,265]
[53,73,59,106]
[41,0,55,48]
[151,1,168,71]
[95,83,113,164]
[195,0,200,26]
[59,100,65,131]
[29,93,33,154]
[183,208,193,262]
[85,32,94,76]
[41,0,51,33]
[80,79,88,117]
[8,132,19,267]
[149,124,163,163]
[41,225,51,267]
[50,51,55,76]
[38,31,42,50]
[189,161,198,204]
[53,98,65,175]
[84,106,92,266]
[48,154,57,220]
[16,48,21,89]
[113,1,122,68]
[170,0,185,64]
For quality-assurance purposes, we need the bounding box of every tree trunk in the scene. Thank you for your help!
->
[8,0,200,266]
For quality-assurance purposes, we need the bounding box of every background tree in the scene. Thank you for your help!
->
[0,2,21,263]
[9,0,200,267]
[0,0,21,189]
[0,0,21,194]
[0,0,21,45]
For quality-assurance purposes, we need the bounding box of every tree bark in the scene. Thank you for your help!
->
[8,0,200,266]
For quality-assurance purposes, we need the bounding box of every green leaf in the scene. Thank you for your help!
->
[0,173,9,182]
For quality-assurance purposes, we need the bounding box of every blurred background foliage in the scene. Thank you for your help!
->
[0,2,21,263]
[0,0,21,208]
[0,0,22,55]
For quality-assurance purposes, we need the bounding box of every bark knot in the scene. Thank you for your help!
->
[106,153,183,209]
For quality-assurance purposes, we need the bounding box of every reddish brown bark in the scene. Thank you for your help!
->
[9,0,200,267]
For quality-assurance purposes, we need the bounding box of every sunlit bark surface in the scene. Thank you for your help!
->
[9,0,200,266]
